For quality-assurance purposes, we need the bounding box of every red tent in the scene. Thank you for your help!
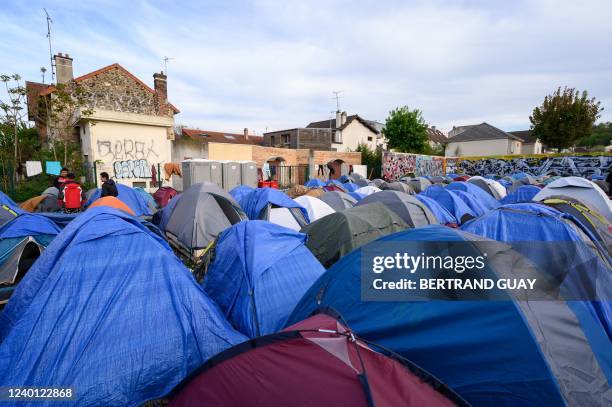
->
[169,311,466,407]
[153,187,178,208]
[453,175,471,182]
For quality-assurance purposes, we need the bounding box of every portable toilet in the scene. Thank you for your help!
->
[240,161,258,188]
[182,159,223,190]
[222,161,241,191]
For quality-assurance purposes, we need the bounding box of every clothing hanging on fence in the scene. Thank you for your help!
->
[45,161,62,176]
[163,163,182,181]
[151,165,158,186]
[25,161,43,177]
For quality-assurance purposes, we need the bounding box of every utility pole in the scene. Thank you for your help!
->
[43,8,55,82]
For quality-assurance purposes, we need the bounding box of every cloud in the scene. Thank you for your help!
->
[1,0,610,134]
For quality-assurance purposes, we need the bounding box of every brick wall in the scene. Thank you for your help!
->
[252,146,361,168]
[313,150,361,166]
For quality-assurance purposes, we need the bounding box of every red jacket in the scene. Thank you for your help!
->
[58,181,86,209]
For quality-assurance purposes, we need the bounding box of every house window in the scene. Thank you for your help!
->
[367,136,373,142]
[332,131,342,143]
[282,134,290,147]
[132,181,147,188]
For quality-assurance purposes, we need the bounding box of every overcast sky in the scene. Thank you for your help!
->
[1,0,611,134]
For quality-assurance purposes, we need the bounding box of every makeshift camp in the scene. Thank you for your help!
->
[153,186,178,208]
[203,221,325,337]
[165,183,247,259]
[301,202,408,268]
[421,185,476,224]
[293,195,335,222]
[450,189,491,217]
[317,191,358,211]
[499,185,541,205]
[467,176,507,199]
[404,177,432,193]
[414,195,458,226]
[446,181,501,210]
[354,185,382,196]
[534,177,612,222]
[170,310,465,407]
[289,225,611,406]
[89,196,136,216]
[356,191,438,227]
[340,182,359,192]
[86,183,153,216]
[305,178,326,188]
[382,181,414,194]
[0,206,247,406]
[238,188,309,231]
[371,178,388,189]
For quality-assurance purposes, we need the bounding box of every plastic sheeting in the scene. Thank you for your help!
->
[450,190,491,217]
[421,185,476,224]
[446,181,501,210]
[86,183,153,216]
[415,195,457,225]
[293,195,335,222]
[237,188,309,222]
[229,184,255,203]
[0,206,247,406]
[305,178,326,188]
[0,191,20,211]
[203,220,325,337]
[500,185,541,205]
[0,213,61,239]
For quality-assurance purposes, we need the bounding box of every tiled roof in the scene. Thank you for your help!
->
[448,123,523,142]
[181,128,263,145]
[427,127,448,144]
[509,130,538,143]
[307,114,380,134]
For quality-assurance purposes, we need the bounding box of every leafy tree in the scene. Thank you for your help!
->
[576,122,612,148]
[355,143,382,179]
[0,74,27,183]
[530,87,602,152]
[382,106,428,153]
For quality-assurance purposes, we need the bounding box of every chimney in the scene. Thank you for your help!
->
[335,110,342,128]
[54,53,73,84]
[341,111,347,126]
[244,128,249,140]
[153,71,168,114]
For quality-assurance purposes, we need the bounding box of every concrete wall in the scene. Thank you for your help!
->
[445,138,522,157]
[337,120,378,152]
[208,143,253,161]
[172,137,207,162]
[522,140,543,154]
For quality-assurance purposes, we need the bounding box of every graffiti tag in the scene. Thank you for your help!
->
[97,139,159,161]
[114,159,152,179]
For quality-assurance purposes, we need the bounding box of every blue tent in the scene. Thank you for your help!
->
[0,206,246,406]
[348,191,366,201]
[238,188,309,223]
[500,185,541,205]
[0,213,61,239]
[0,191,21,212]
[446,181,501,209]
[449,189,491,217]
[414,194,457,225]
[86,183,153,216]
[340,182,359,192]
[134,186,158,210]
[498,179,513,191]
[421,185,476,224]
[230,184,255,203]
[305,178,326,188]
[461,203,611,338]
[203,220,324,338]
[288,225,611,406]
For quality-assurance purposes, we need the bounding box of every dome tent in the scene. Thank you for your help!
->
[356,190,438,227]
[450,189,491,217]
[354,185,382,196]
[203,221,325,338]
[317,191,358,211]
[86,183,153,216]
[499,185,541,205]
[404,177,432,193]
[288,225,611,406]
[305,178,326,188]
[169,310,466,407]
[0,190,21,212]
[301,202,408,268]
[415,194,458,226]
[382,181,414,194]
[0,206,247,406]
[293,195,335,222]
[238,187,309,230]
[421,185,476,224]
[446,181,500,210]
[467,176,507,199]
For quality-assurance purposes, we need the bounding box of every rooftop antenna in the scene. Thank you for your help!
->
[40,67,47,84]
[332,90,343,111]
[163,56,175,74]
[43,8,55,82]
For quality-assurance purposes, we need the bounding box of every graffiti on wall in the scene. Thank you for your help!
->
[114,159,152,179]
[383,152,445,180]
[458,155,612,178]
[97,139,159,179]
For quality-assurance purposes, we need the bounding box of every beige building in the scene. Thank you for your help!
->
[445,123,523,157]
[27,54,178,190]
[305,111,383,152]
[509,130,543,154]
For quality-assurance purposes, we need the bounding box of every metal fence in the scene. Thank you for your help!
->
[268,165,309,189]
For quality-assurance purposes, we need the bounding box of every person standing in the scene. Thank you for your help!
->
[53,167,69,189]
[100,172,119,197]
[57,173,86,213]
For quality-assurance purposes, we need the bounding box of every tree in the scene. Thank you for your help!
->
[355,143,382,179]
[0,74,27,183]
[576,122,612,148]
[382,106,428,153]
[530,87,602,152]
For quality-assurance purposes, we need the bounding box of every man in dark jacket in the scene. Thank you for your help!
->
[100,172,119,197]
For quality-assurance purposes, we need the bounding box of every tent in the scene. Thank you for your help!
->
[301,202,408,268]
[421,185,476,224]
[134,187,158,212]
[354,185,382,196]
[289,225,611,406]
[169,310,465,407]
[340,182,360,192]
[89,196,136,216]
[347,173,370,187]
[382,181,414,194]
[154,186,178,208]
[348,191,367,201]
[0,206,247,406]
[356,191,438,227]
[152,192,182,233]
[0,213,61,240]
[294,195,335,222]
[512,172,537,183]
[371,178,388,189]
[467,176,507,199]
[534,177,612,222]
[238,188,309,230]
[414,195,458,226]
[317,191,358,211]
[0,191,20,212]
[86,183,153,216]
[0,204,18,227]
[229,184,254,202]
[446,181,501,210]
[305,178,326,188]
[449,189,491,218]
[165,183,247,257]
[499,185,541,205]
[404,177,432,193]
[203,221,325,337]
[323,183,347,193]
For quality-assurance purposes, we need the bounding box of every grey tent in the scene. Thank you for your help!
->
[42,187,59,197]
[85,188,98,202]
[0,237,44,306]
[348,174,369,187]
[402,177,431,194]
[371,179,388,189]
[165,182,248,258]
[468,177,503,200]
[301,202,408,268]
[356,190,438,228]
[593,180,609,194]
[37,195,61,213]
[382,182,414,195]
[430,176,447,184]
[317,191,358,211]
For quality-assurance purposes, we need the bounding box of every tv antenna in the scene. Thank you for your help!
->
[43,8,55,82]
[332,90,343,111]
[163,56,175,74]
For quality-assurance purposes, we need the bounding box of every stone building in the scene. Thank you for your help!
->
[26,53,178,190]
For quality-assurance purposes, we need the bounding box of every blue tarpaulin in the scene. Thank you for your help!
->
[500,185,541,205]
[0,191,21,213]
[86,183,153,216]
[446,181,501,209]
[421,185,476,223]
[230,185,255,203]
[415,194,457,225]
[203,220,324,338]
[450,189,491,217]
[0,206,246,406]
[305,178,325,188]
[237,188,309,222]
[0,213,61,239]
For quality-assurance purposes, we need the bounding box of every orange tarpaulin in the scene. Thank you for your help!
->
[88,196,136,216]
[19,195,47,212]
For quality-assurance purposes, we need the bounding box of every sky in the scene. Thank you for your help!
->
[1,0,611,135]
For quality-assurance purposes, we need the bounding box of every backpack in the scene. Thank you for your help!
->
[63,183,83,209]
